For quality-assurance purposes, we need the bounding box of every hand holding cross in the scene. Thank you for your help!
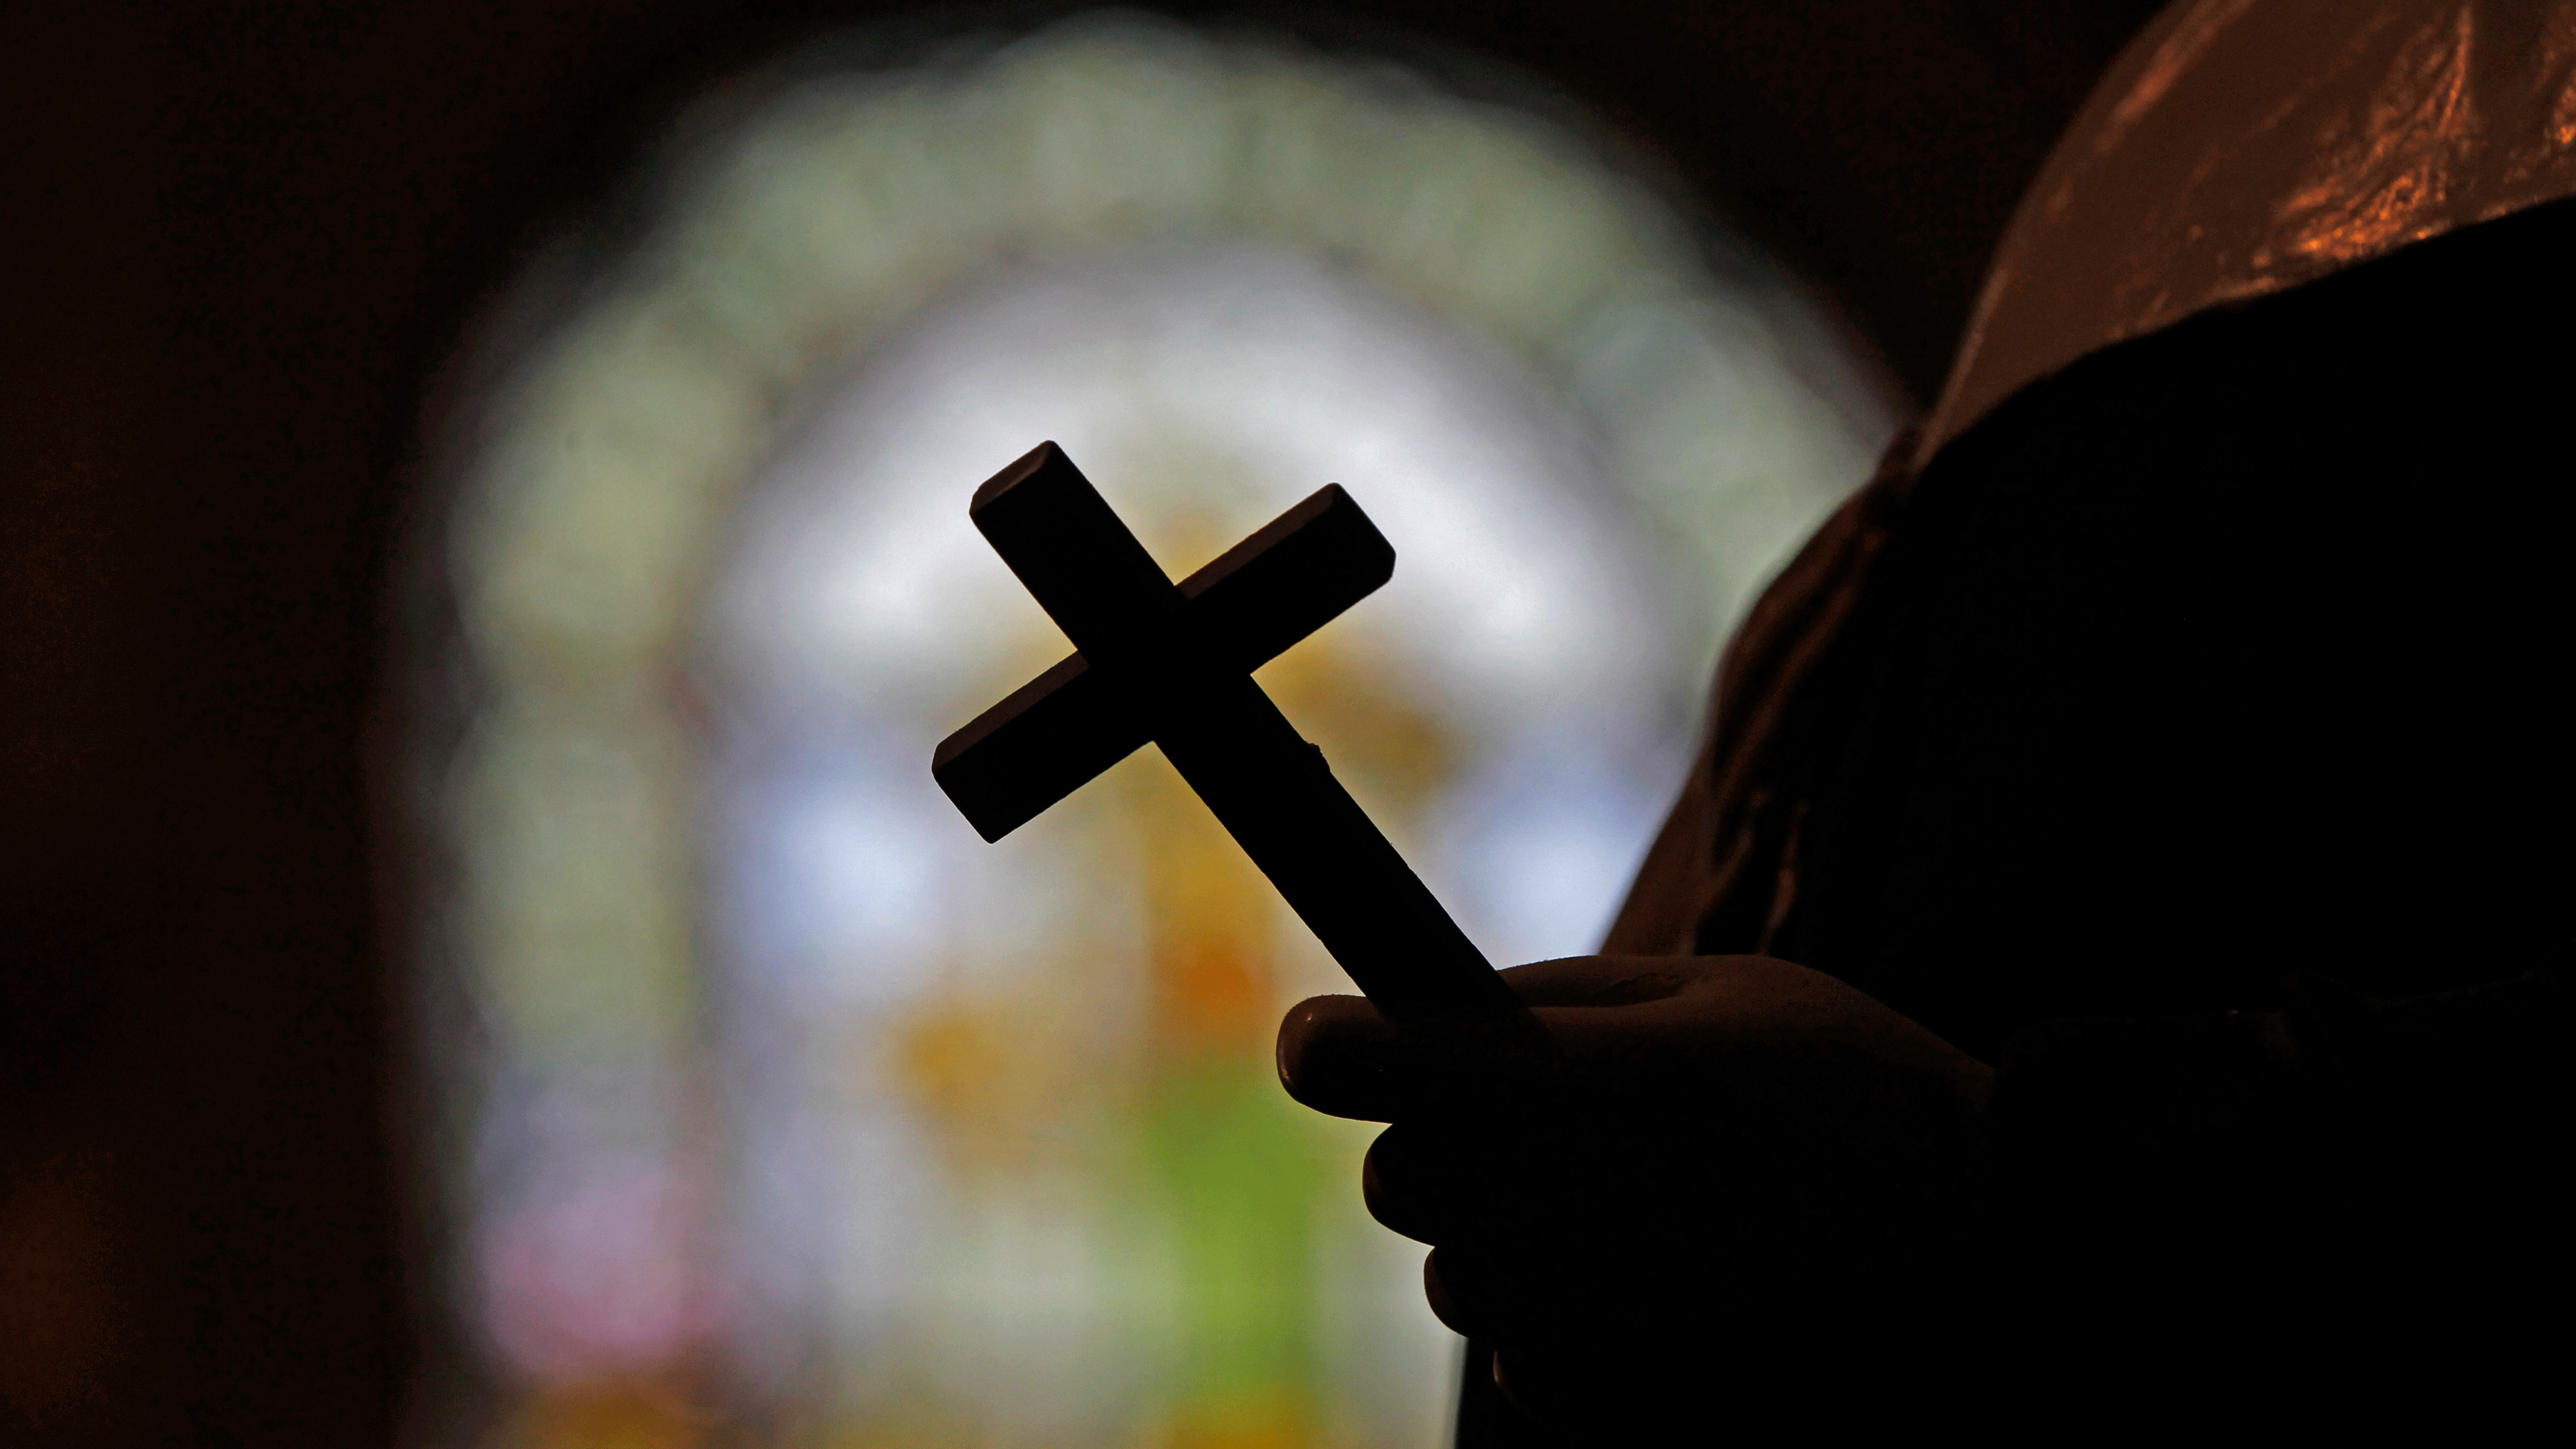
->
[935,444,2000,1431]
[933,442,1522,1023]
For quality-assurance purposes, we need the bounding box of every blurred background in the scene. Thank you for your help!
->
[422,19,1887,1443]
[4,3,2165,1445]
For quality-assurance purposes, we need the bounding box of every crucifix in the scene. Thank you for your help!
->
[933,441,1522,1023]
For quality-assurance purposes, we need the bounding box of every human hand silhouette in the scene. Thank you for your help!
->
[1277,955,1996,1432]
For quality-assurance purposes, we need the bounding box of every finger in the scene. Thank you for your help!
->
[1423,1246,1482,1339]
[1496,955,1697,1009]
[1424,1242,1550,1347]
[1494,1342,1702,1437]
[1361,1122,1485,1244]
[1477,985,1753,1093]
[1282,969,1718,1126]
[1488,1349,1554,1426]
[1275,994,1410,1121]
[1279,962,1698,1119]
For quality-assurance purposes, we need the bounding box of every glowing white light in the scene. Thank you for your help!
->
[430,18,1895,1442]
[716,245,1663,723]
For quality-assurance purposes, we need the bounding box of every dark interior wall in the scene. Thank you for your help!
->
[0,1,2160,1442]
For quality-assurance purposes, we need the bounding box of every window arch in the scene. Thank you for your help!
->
[414,14,1895,1444]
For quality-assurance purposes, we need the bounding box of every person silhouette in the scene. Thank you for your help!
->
[1279,2,2576,1435]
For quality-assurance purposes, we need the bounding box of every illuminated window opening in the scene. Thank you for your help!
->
[413,14,1895,1444]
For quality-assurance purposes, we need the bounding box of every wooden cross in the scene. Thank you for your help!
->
[934,442,1520,1023]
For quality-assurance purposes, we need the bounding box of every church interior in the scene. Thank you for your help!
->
[10,3,2208,1443]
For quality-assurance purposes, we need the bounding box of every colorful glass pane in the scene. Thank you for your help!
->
[422,17,1894,1445]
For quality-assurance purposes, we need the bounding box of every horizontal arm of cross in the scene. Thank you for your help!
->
[933,449,1394,842]
[934,442,1519,1020]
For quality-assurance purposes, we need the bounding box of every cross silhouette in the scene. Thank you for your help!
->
[934,442,1518,1022]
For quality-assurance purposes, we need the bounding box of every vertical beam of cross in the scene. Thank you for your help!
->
[937,443,1521,1023]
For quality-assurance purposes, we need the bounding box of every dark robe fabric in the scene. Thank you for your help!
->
[1752,196,2572,1068]
[1782,190,2568,1376]
[1449,6,2576,1432]
[1452,190,2573,1444]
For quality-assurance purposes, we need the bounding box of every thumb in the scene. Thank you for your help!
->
[1278,984,1574,1122]
[1276,994,1406,1121]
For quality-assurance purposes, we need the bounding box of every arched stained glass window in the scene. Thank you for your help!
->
[410,15,1896,1445]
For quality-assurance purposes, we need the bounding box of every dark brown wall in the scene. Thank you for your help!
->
[0,2,2160,1441]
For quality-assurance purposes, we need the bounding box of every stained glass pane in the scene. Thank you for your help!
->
[420,16,1894,1446]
